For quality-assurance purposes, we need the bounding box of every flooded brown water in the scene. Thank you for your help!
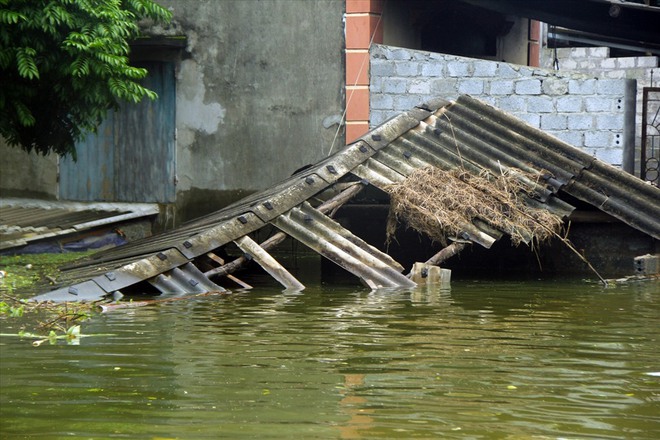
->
[1,279,659,439]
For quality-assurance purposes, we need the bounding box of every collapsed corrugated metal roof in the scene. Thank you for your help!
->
[31,95,660,302]
[0,199,159,252]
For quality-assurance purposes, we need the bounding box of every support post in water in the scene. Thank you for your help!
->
[408,241,467,285]
[409,263,451,285]
[205,252,253,289]
[234,235,305,291]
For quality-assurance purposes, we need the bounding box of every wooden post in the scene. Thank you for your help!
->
[234,235,305,291]
[425,241,468,265]
[206,252,253,289]
[316,182,364,216]
[205,182,366,280]
[204,232,286,278]
[408,241,467,285]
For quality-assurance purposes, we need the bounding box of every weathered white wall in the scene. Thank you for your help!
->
[498,17,529,65]
[0,138,58,199]
[153,0,347,220]
[370,44,636,168]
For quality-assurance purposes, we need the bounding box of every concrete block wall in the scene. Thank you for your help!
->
[540,47,658,81]
[540,46,660,174]
[370,44,636,167]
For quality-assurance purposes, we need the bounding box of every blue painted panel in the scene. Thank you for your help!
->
[115,62,176,203]
[60,62,176,203]
[59,113,115,201]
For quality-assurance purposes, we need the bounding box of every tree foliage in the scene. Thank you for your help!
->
[0,0,172,158]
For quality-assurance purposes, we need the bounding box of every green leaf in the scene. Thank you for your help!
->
[0,9,26,24]
[14,101,36,127]
[0,0,172,157]
[15,47,39,79]
[70,56,89,76]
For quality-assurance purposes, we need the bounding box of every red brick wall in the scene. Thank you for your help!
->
[345,0,383,143]
[528,19,541,67]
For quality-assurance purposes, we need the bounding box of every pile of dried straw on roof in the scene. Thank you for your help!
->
[385,166,564,247]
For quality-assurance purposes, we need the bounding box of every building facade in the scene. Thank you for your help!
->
[1,0,657,226]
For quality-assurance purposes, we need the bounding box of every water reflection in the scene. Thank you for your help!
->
[338,373,373,439]
[1,280,659,438]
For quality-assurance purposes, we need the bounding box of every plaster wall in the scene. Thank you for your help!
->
[370,44,635,168]
[0,138,58,199]
[154,0,345,220]
[498,17,529,65]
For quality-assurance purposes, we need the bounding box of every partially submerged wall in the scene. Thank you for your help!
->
[370,44,636,169]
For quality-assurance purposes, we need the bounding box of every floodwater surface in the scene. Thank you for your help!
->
[1,280,659,439]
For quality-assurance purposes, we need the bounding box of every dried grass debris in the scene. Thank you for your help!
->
[385,166,563,247]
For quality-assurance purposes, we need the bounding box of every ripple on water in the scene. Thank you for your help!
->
[1,281,659,438]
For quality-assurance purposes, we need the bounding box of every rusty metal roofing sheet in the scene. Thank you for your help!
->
[30,95,660,302]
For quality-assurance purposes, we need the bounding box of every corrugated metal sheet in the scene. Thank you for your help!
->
[59,62,176,203]
[447,96,660,239]
[272,201,416,288]
[149,262,224,296]
[0,200,159,251]
[31,95,660,302]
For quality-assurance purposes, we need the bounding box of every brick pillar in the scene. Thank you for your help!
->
[528,19,541,67]
[345,0,383,144]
